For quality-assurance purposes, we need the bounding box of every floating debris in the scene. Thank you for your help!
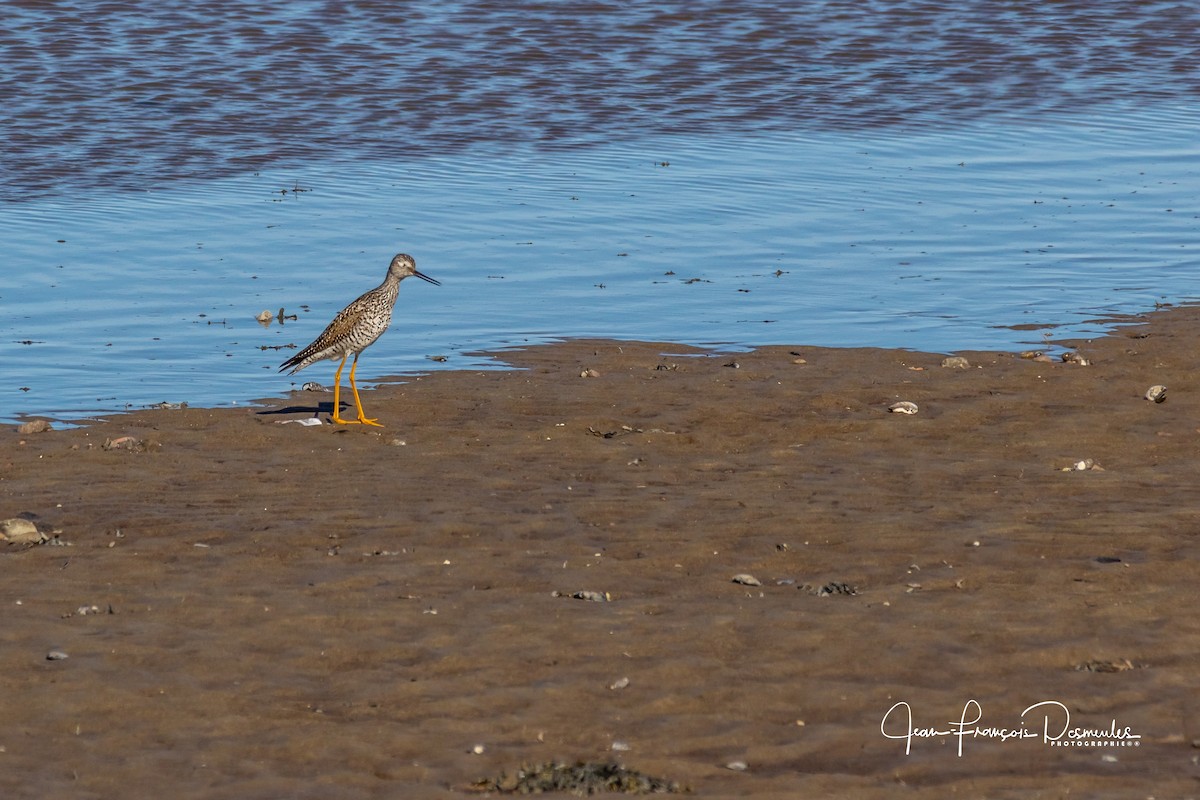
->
[941,356,970,369]
[731,574,762,587]
[469,761,684,795]
[102,436,157,452]
[888,401,919,415]
[428,355,449,362]
[1144,385,1167,403]
[588,425,643,439]
[255,309,274,323]
[1074,658,1140,673]
[15,419,51,434]
[552,590,612,602]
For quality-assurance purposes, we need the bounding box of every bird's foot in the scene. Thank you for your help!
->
[358,416,383,427]
[332,415,362,425]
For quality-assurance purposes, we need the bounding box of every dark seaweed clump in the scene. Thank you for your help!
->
[470,760,686,795]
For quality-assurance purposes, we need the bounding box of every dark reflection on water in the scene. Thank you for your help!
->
[3,0,1198,200]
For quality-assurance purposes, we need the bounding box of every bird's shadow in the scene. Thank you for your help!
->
[257,401,347,419]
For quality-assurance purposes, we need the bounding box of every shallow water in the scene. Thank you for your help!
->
[3,1,1199,422]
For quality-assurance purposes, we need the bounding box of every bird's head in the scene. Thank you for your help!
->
[390,253,441,286]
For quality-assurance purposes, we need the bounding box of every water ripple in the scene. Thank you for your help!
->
[4,0,1200,199]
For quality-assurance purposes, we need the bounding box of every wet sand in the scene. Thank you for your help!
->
[4,305,1200,798]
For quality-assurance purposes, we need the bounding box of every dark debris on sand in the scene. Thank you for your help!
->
[468,760,686,795]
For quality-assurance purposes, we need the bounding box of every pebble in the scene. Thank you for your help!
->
[15,419,52,434]
[1144,385,1167,403]
[731,574,762,587]
[0,518,43,544]
[940,356,970,369]
[888,401,919,415]
[45,650,69,661]
[725,761,748,772]
[609,677,630,690]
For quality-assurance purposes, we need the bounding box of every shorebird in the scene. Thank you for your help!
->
[279,253,440,426]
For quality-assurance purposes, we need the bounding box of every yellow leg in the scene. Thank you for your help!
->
[330,353,360,425]
[347,352,382,426]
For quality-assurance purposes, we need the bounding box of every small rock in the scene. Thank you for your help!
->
[1144,385,1167,403]
[609,676,630,690]
[725,761,748,772]
[15,419,52,434]
[941,356,970,369]
[45,651,69,661]
[0,518,44,544]
[580,369,601,378]
[731,574,762,587]
[888,401,919,415]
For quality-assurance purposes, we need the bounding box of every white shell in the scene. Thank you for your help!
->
[1144,385,1167,403]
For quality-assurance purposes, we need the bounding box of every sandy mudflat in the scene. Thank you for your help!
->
[3,306,1200,798]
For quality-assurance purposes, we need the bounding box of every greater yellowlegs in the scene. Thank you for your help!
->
[279,253,440,426]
